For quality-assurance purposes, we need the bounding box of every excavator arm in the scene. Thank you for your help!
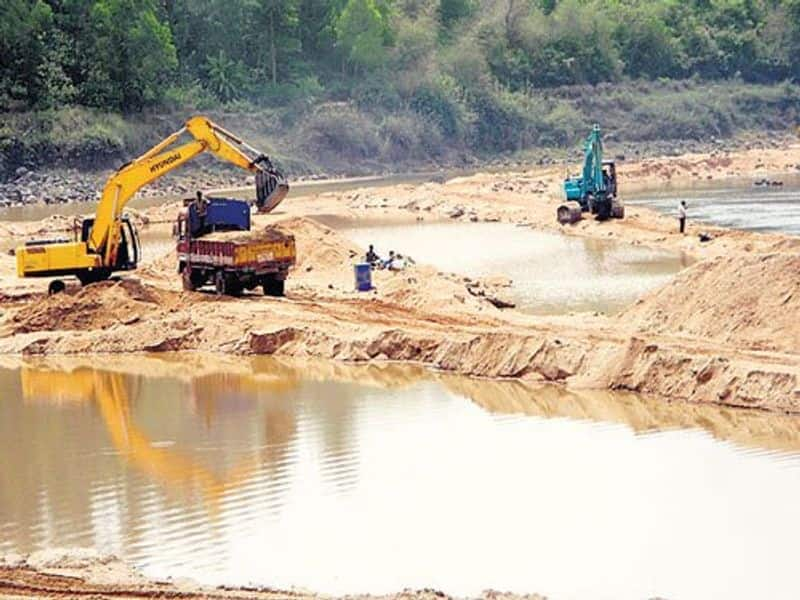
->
[91,116,288,265]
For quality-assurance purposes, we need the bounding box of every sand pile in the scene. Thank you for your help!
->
[622,252,800,354]
[378,267,504,318]
[10,279,173,334]
[278,217,361,273]
[200,226,295,244]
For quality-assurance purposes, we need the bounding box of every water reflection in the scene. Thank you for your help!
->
[18,367,298,519]
[3,355,800,599]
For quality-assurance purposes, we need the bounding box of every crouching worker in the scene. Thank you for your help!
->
[388,252,407,271]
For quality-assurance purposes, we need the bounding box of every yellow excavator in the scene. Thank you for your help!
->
[15,116,288,292]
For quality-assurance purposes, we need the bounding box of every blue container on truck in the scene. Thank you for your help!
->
[187,197,250,238]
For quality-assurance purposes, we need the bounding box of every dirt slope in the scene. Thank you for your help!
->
[621,253,800,354]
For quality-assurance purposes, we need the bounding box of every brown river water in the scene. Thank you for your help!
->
[2,356,800,599]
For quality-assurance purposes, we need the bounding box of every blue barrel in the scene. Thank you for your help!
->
[354,263,372,291]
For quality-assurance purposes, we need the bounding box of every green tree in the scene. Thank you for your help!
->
[336,0,391,72]
[438,0,476,29]
[612,5,681,78]
[257,0,301,84]
[80,0,177,110]
[204,50,248,101]
[0,0,54,108]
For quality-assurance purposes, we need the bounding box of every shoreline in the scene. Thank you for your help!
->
[0,129,796,214]
[1,550,536,600]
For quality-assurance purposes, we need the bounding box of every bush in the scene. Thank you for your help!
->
[299,102,382,159]
[162,82,219,111]
[380,112,444,160]
[410,76,472,140]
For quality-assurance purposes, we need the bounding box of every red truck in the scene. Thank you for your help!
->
[175,197,295,296]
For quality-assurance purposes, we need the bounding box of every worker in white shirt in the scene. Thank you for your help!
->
[678,200,687,234]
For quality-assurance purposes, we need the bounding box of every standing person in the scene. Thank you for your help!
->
[678,200,687,234]
[365,244,380,265]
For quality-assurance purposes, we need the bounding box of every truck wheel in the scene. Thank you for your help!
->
[262,277,285,297]
[214,271,227,296]
[182,268,195,291]
[611,200,625,219]
[227,278,243,297]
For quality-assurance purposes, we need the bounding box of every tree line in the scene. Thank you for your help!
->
[3,0,800,115]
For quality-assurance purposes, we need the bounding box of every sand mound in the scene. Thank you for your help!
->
[622,252,800,354]
[276,216,361,273]
[11,279,172,334]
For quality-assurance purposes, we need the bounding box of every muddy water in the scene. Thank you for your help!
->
[628,176,800,234]
[3,356,800,599]
[333,220,691,314]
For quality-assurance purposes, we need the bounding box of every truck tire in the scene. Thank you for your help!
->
[262,277,285,297]
[227,277,243,297]
[611,200,625,219]
[182,268,197,291]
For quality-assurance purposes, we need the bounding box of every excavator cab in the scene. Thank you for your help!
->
[602,160,617,198]
[79,216,140,275]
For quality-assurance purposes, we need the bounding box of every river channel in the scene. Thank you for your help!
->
[628,174,800,235]
[2,356,800,600]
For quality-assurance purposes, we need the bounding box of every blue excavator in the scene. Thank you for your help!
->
[557,124,624,224]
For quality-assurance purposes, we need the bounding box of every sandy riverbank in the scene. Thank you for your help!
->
[0,144,799,413]
[0,549,542,599]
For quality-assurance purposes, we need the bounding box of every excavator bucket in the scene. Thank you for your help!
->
[255,168,289,213]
